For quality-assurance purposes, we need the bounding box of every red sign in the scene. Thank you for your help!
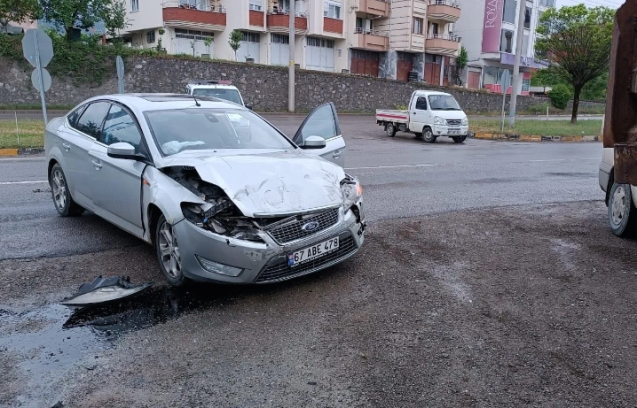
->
[481,0,503,53]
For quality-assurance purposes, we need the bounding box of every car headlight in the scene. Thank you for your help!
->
[434,116,446,126]
[195,255,243,277]
[181,202,264,242]
[461,117,468,126]
[341,175,363,210]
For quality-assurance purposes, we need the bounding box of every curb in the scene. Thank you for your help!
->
[0,147,45,157]
[473,133,599,142]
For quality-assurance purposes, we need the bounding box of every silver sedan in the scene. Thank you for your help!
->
[45,94,365,286]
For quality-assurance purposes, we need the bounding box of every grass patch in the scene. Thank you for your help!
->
[470,119,603,136]
[0,119,44,149]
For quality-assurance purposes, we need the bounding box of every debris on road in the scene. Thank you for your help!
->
[60,276,153,307]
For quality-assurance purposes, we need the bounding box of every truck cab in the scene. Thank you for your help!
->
[185,80,252,110]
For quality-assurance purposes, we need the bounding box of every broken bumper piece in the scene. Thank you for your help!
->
[60,276,154,307]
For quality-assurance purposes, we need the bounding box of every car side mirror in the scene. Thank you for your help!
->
[300,135,326,149]
[245,103,253,110]
[107,142,137,159]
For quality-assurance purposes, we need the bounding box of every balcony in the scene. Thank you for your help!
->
[427,0,461,23]
[353,28,389,51]
[162,2,226,31]
[425,33,461,56]
[267,10,308,34]
[324,17,344,34]
[358,0,390,17]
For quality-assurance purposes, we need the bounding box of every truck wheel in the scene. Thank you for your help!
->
[452,136,467,143]
[423,127,437,143]
[608,182,637,237]
[385,123,396,137]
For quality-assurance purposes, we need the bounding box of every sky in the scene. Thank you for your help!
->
[556,0,624,9]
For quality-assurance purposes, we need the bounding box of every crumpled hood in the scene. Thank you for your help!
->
[159,150,346,217]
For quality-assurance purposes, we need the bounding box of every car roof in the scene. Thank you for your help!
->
[415,90,452,96]
[187,84,239,90]
[84,93,245,111]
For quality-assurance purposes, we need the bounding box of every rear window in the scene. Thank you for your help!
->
[192,88,243,106]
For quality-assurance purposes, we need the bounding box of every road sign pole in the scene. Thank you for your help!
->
[34,34,48,125]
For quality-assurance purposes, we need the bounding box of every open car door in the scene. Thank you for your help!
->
[292,103,345,167]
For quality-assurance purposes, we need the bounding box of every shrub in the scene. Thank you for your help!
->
[548,84,571,110]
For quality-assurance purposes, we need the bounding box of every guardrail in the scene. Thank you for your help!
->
[428,0,460,8]
[161,1,227,12]
[427,33,460,42]
[354,27,389,36]
[267,8,307,17]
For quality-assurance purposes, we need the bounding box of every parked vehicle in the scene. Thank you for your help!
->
[376,90,469,143]
[45,94,364,286]
[185,80,252,110]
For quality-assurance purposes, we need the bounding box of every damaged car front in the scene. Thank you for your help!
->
[142,104,365,285]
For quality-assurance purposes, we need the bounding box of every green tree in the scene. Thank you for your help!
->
[548,83,572,110]
[228,29,242,61]
[102,0,128,39]
[455,46,468,86]
[0,0,41,34]
[535,4,614,123]
[40,0,125,41]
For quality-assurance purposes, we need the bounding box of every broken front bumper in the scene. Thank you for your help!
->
[173,203,365,284]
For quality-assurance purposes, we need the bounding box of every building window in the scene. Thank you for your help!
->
[524,6,531,29]
[413,17,423,34]
[540,0,555,7]
[324,1,342,19]
[175,28,214,40]
[522,78,530,92]
[502,0,516,24]
[241,31,261,43]
[131,0,139,11]
[249,0,263,11]
[500,29,513,53]
[146,30,155,44]
[271,33,289,44]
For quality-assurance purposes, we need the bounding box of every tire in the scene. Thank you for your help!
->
[608,183,637,237]
[452,136,467,143]
[423,127,437,143]
[155,214,188,286]
[49,163,84,217]
[385,123,396,137]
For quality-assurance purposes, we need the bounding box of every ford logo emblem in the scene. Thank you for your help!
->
[301,221,320,232]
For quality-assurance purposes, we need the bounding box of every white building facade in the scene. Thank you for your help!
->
[453,0,553,94]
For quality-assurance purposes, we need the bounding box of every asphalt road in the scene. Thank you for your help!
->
[0,114,602,260]
[2,114,626,408]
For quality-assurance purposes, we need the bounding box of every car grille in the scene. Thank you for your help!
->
[447,119,462,126]
[267,208,340,244]
[255,232,358,283]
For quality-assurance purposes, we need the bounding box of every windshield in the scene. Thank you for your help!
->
[428,95,461,111]
[145,108,294,156]
[192,88,243,106]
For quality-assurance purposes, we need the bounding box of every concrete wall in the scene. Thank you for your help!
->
[0,56,604,113]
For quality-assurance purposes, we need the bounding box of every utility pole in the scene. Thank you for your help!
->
[288,0,296,112]
[508,0,527,127]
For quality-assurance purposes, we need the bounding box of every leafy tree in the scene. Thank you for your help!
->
[0,0,41,34]
[102,0,128,39]
[40,0,126,41]
[548,83,571,110]
[535,4,614,123]
[455,46,468,86]
[228,29,242,61]
[531,66,608,101]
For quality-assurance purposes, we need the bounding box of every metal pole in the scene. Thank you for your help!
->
[508,0,526,127]
[501,88,507,132]
[34,34,48,125]
[288,0,296,112]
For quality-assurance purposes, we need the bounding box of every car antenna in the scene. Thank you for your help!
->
[192,94,201,107]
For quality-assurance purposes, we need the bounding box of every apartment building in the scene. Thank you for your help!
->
[120,0,462,84]
[453,0,553,94]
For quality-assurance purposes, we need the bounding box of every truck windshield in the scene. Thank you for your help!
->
[428,95,461,111]
[192,88,243,106]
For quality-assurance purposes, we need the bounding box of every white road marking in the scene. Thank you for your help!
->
[0,180,48,185]
[345,158,599,171]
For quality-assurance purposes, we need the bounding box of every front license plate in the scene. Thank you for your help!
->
[288,237,340,267]
[448,128,460,134]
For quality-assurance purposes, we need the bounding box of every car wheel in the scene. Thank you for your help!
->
[414,132,423,139]
[608,183,637,237]
[156,214,188,286]
[385,123,396,137]
[423,127,437,143]
[49,163,84,217]
[452,136,467,143]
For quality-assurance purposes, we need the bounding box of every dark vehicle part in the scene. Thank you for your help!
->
[608,183,637,237]
[60,276,153,306]
[49,163,84,217]
[604,1,637,185]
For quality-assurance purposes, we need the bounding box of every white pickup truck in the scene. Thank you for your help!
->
[376,90,469,143]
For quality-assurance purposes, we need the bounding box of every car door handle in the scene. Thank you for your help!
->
[91,159,102,170]
[332,151,341,159]
[62,142,71,151]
